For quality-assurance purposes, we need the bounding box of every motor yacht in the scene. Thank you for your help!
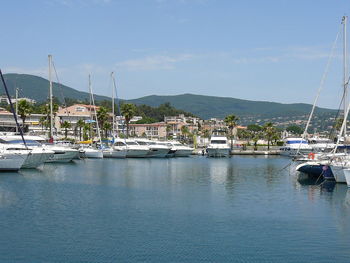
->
[124,139,149,158]
[206,134,230,157]
[167,141,193,157]
[136,139,171,158]
[280,138,313,157]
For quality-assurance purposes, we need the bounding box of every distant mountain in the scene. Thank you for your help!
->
[0,73,336,120]
[1,73,110,103]
[128,94,336,119]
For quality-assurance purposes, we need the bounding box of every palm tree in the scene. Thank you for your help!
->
[18,100,33,130]
[103,122,112,138]
[76,119,85,141]
[263,122,276,150]
[180,125,189,142]
[61,121,71,139]
[97,106,108,131]
[120,103,137,138]
[224,114,239,149]
[39,116,47,131]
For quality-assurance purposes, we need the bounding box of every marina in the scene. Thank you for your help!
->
[2,1,350,262]
[1,156,350,262]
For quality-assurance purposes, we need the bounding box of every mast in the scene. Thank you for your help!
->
[111,72,115,137]
[48,55,54,139]
[88,75,102,146]
[343,16,348,137]
[15,88,18,133]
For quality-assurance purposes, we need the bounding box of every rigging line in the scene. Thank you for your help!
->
[112,73,122,136]
[51,61,72,125]
[296,25,341,156]
[328,72,350,141]
[0,70,27,149]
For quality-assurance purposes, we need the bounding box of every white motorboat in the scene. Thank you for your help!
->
[124,139,149,158]
[44,145,79,163]
[136,139,171,158]
[280,138,313,157]
[206,135,231,157]
[167,141,193,157]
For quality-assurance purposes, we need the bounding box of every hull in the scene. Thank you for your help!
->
[147,148,169,158]
[207,147,230,157]
[83,149,103,159]
[103,149,127,158]
[45,149,79,163]
[22,151,54,169]
[296,162,334,180]
[166,149,176,158]
[344,169,350,187]
[0,153,27,171]
[126,149,149,158]
[330,164,347,183]
[174,149,193,157]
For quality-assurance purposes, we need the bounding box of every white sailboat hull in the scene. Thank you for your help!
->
[22,150,54,168]
[0,152,27,171]
[344,169,350,187]
[83,148,103,159]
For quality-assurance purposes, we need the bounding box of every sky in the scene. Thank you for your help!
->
[1,0,350,109]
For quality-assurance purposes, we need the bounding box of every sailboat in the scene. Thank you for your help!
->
[296,16,350,182]
[79,75,103,159]
[44,55,79,162]
[102,72,127,158]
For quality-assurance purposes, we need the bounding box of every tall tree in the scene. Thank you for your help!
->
[97,106,109,131]
[224,114,239,149]
[103,122,112,138]
[61,121,71,139]
[17,100,33,129]
[263,122,277,150]
[120,103,137,138]
[76,119,85,141]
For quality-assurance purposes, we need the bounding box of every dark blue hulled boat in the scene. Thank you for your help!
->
[296,161,335,180]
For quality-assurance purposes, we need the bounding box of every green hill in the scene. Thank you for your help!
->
[0,73,336,120]
[1,73,110,103]
[128,94,335,119]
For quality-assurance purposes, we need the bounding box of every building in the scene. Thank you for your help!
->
[129,122,167,139]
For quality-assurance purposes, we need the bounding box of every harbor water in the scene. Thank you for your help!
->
[1,156,350,262]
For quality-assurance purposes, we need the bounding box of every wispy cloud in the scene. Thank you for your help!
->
[47,0,112,7]
[116,54,194,71]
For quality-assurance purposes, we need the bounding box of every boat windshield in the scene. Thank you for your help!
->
[136,141,148,145]
[174,143,183,146]
[211,140,227,144]
[126,141,138,145]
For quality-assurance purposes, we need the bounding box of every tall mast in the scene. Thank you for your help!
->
[48,54,54,139]
[15,88,18,133]
[89,75,102,146]
[111,72,115,137]
[343,16,348,137]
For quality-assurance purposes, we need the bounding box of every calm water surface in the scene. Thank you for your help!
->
[0,156,350,262]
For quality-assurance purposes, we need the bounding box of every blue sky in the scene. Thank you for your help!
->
[1,0,350,108]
